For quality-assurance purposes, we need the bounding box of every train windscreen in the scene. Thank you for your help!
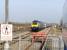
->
[32,22,37,25]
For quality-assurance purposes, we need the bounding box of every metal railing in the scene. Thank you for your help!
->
[0,35,65,50]
[42,35,64,50]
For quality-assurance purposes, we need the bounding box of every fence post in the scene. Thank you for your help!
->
[59,38,61,50]
[19,35,22,50]
[4,41,10,50]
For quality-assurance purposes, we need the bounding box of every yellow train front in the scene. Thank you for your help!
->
[31,20,43,32]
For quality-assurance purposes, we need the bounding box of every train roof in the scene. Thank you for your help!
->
[32,20,42,23]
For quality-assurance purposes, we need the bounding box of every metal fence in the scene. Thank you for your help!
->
[42,35,64,50]
[0,35,64,50]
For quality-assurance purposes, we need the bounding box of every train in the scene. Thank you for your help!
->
[31,20,45,31]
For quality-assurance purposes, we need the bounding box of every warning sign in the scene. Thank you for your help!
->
[1,24,12,41]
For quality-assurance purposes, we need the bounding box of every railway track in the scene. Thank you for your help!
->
[41,27,64,50]
[0,28,63,50]
[0,27,50,50]
[23,28,50,50]
[0,31,31,50]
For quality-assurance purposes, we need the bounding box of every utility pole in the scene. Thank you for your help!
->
[5,0,9,24]
[60,19,63,27]
[4,0,9,50]
[60,19,63,32]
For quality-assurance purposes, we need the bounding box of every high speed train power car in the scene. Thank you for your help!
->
[31,20,44,31]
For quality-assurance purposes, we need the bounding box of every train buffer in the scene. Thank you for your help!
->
[32,32,47,43]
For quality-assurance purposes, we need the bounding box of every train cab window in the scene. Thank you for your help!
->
[32,22,37,25]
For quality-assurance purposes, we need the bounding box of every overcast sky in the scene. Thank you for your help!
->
[0,0,65,23]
